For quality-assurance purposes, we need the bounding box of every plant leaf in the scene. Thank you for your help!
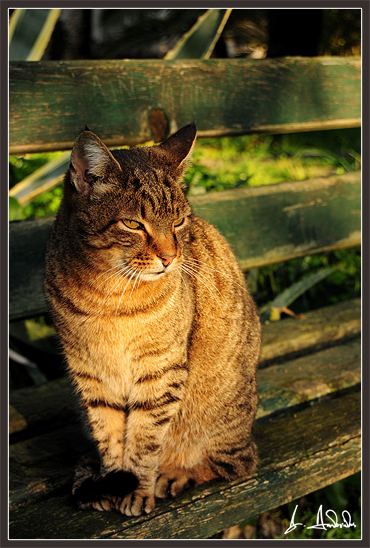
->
[9,8,61,61]
[164,9,232,60]
[9,151,70,206]
[261,265,340,322]
[9,9,24,43]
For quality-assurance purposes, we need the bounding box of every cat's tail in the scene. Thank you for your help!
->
[72,458,138,510]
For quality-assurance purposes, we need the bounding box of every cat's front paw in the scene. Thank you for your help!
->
[89,497,116,512]
[115,489,155,516]
[155,470,195,499]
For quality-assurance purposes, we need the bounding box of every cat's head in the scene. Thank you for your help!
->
[63,124,197,282]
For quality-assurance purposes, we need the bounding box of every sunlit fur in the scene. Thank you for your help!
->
[45,124,261,517]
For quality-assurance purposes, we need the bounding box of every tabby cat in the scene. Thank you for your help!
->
[45,123,261,517]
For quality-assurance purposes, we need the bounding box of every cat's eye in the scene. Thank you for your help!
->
[122,219,143,230]
[173,218,185,228]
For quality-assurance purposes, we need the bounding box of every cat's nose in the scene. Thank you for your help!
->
[158,254,176,267]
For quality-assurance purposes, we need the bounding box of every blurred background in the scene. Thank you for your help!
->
[9,8,361,61]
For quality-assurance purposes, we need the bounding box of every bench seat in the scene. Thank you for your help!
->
[9,299,361,539]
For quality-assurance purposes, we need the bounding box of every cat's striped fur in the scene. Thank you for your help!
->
[45,124,261,516]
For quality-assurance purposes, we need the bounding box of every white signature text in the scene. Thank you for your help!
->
[284,504,356,535]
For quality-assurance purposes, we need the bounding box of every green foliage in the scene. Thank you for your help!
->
[10,128,361,210]
[21,185,63,219]
[255,248,361,315]
[164,9,232,60]
[9,196,22,220]
[9,8,61,61]
[184,128,361,195]
[9,153,58,189]
[9,153,64,220]
[10,151,70,210]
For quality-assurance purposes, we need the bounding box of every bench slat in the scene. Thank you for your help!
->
[191,171,361,270]
[9,216,53,322]
[260,298,360,363]
[258,338,360,418]
[9,57,360,154]
[9,171,360,322]
[9,390,360,539]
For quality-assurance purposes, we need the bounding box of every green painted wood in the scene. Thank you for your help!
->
[260,298,361,363]
[9,424,90,511]
[9,57,361,154]
[9,377,73,436]
[9,171,361,322]
[191,171,361,270]
[9,334,360,511]
[9,391,360,539]
[9,216,54,322]
[257,338,360,418]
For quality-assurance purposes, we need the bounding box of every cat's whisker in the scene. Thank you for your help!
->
[135,269,144,296]
[181,265,223,309]
[109,275,132,312]
[101,264,138,303]
[88,263,129,288]
[184,258,245,291]
[182,262,226,301]
[178,269,190,301]
[95,265,134,302]
[126,268,142,309]
[102,273,127,305]
[91,265,131,294]
[115,268,138,316]
[100,263,146,306]
[181,264,225,309]
[186,265,225,301]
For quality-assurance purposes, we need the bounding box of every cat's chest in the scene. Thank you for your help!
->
[79,311,171,359]
[73,293,191,375]
[72,308,188,401]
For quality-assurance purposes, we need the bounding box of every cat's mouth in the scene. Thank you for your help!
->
[138,270,166,282]
[137,263,178,281]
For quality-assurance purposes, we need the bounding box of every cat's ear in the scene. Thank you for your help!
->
[69,130,121,194]
[151,123,197,172]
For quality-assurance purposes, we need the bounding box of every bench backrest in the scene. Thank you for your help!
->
[9,57,361,322]
[10,58,361,154]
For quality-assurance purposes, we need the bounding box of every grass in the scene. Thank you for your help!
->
[185,128,360,195]
[9,127,361,220]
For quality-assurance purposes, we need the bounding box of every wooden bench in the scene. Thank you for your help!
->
[9,57,361,539]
